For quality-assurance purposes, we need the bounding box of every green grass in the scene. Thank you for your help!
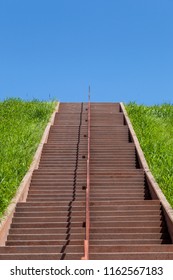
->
[125,103,173,207]
[0,98,56,216]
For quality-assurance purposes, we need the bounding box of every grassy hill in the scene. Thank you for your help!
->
[0,99,56,216]
[126,103,173,207]
[1,100,172,216]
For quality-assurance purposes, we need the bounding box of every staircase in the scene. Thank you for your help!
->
[0,102,173,259]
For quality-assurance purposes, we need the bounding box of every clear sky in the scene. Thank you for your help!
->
[0,0,173,104]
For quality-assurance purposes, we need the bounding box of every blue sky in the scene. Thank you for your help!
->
[0,0,173,104]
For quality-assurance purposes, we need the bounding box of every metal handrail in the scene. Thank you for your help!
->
[82,87,91,260]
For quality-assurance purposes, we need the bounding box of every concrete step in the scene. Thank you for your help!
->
[89,252,173,260]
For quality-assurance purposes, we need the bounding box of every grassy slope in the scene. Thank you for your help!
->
[0,99,56,216]
[126,103,173,207]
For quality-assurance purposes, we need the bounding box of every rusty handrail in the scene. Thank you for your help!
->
[82,88,91,260]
